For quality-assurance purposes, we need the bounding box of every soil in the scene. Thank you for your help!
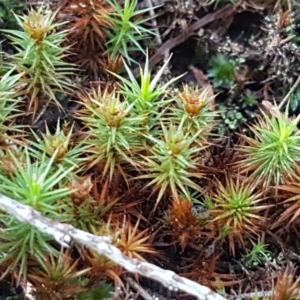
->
[1,0,300,299]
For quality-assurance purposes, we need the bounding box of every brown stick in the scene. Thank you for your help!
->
[146,4,237,71]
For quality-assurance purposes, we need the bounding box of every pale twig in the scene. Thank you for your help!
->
[228,290,273,299]
[0,193,226,300]
[279,34,296,45]
[125,277,153,300]
[144,0,162,45]
[278,75,300,110]
[228,288,300,299]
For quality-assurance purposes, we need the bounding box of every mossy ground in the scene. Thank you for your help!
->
[1,1,300,299]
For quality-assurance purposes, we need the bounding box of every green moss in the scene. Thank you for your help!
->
[0,0,26,29]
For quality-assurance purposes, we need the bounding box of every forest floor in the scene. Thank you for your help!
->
[1,0,300,299]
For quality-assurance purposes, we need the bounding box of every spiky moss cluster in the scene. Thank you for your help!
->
[1,0,156,121]
[2,1,300,298]
[238,105,300,187]
[0,148,75,282]
[59,0,113,79]
[0,1,231,297]
[2,7,75,117]
[0,129,157,297]
[59,0,155,79]
[77,54,218,209]
[0,26,218,297]
[164,198,204,251]
[160,100,300,285]
[205,177,269,256]
[78,87,146,180]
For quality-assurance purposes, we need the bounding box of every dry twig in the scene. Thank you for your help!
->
[148,4,237,70]
[144,0,162,46]
[278,74,300,110]
[125,277,153,300]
